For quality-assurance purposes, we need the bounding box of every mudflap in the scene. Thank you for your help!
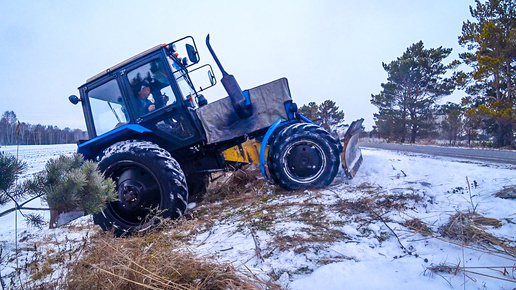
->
[341,118,364,179]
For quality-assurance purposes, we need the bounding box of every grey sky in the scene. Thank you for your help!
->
[0,0,473,130]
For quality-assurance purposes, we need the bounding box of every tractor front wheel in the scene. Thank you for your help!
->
[93,140,187,236]
[267,123,340,190]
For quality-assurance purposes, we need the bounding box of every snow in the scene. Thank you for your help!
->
[1,144,515,289]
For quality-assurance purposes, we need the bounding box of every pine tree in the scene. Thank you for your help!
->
[462,96,486,145]
[438,102,465,145]
[298,100,345,131]
[298,102,319,121]
[371,41,459,143]
[459,0,516,147]
[318,100,346,131]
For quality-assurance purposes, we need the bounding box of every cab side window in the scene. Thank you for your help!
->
[127,60,175,118]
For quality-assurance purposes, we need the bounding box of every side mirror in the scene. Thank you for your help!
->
[168,36,199,68]
[186,44,199,64]
[208,70,216,86]
[188,64,217,92]
[69,95,80,105]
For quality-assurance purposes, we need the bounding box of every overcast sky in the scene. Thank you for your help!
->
[0,0,473,130]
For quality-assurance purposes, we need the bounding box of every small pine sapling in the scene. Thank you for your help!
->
[0,151,27,205]
[1,152,116,228]
[27,154,116,217]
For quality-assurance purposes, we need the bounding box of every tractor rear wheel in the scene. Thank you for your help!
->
[93,140,187,236]
[267,123,340,190]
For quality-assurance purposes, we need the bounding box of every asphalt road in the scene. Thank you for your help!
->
[359,142,516,165]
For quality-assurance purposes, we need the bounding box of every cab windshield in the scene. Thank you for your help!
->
[88,78,128,136]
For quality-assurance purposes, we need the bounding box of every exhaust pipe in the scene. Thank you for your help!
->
[206,34,252,118]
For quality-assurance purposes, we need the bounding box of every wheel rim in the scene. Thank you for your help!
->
[282,140,326,184]
[105,161,162,226]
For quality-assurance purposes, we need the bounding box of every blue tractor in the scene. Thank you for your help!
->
[69,35,364,235]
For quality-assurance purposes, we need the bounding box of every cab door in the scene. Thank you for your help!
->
[121,52,204,149]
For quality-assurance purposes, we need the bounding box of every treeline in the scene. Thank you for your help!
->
[371,0,515,148]
[0,111,87,145]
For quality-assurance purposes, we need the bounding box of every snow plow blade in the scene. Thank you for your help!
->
[341,118,364,179]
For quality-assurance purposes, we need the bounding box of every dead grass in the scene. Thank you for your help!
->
[403,218,433,236]
[270,228,349,254]
[202,165,273,204]
[65,221,279,290]
[267,205,350,252]
[495,185,516,199]
[20,164,515,289]
[427,263,516,284]
[332,197,375,215]
[332,189,422,216]
[197,166,353,260]
[439,212,516,257]
[58,167,284,290]
[194,165,285,225]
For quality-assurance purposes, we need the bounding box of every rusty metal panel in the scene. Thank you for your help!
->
[196,78,292,144]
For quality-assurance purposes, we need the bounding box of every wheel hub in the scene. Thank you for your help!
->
[283,140,326,183]
[287,144,322,177]
[118,180,144,209]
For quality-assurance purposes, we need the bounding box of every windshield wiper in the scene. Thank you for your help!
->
[107,102,121,123]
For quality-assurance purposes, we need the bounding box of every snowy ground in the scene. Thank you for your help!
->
[0,144,515,289]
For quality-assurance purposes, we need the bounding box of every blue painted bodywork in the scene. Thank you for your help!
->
[259,118,296,180]
[298,113,315,124]
[77,124,151,159]
[242,90,252,107]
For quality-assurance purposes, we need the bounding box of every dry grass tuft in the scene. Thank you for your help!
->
[471,216,502,228]
[65,220,278,289]
[439,212,516,257]
[332,191,422,216]
[332,197,375,215]
[495,185,516,199]
[403,218,433,236]
[270,228,348,254]
[192,165,302,230]
[203,165,269,203]
[427,263,516,284]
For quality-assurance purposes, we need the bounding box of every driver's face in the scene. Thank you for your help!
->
[138,86,150,98]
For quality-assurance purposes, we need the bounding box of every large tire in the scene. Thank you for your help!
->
[267,123,341,190]
[93,140,188,236]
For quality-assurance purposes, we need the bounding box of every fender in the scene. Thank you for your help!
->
[259,118,295,180]
[77,124,151,160]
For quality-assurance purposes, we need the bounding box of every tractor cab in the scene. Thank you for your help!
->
[70,37,216,159]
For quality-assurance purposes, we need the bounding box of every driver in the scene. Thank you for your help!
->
[135,81,155,116]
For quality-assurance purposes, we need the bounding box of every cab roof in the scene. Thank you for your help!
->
[84,44,166,85]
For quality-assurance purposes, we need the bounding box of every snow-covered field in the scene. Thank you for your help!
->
[0,144,515,289]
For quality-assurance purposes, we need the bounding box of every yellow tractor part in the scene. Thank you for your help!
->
[222,139,266,164]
